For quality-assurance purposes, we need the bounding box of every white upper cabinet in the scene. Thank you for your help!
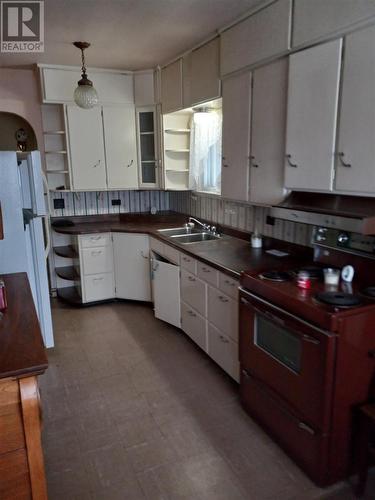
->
[182,53,192,109]
[40,66,134,104]
[103,106,138,190]
[161,59,183,113]
[336,25,375,194]
[292,0,375,48]
[190,38,221,106]
[134,71,155,106]
[221,72,251,202]
[285,39,342,192]
[66,105,107,191]
[250,58,288,205]
[220,0,292,76]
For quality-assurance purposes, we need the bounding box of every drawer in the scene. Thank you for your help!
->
[218,272,239,300]
[180,268,206,316]
[80,233,111,248]
[208,286,238,341]
[83,273,115,302]
[180,253,197,274]
[81,246,113,275]
[208,323,239,382]
[197,262,219,287]
[164,244,180,265]
[181,302,207,352]
[149,237,164,256]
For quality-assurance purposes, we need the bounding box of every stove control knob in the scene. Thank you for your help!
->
[316,227,327,242]
[337,232,350,246]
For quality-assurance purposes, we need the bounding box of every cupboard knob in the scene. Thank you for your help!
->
[93,160,101,168]
[218,295,229,303]
[337,152,351,168]
[286,154,298,168]
[126,159,134,168]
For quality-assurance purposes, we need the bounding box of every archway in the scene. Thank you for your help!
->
[0,112,38,151]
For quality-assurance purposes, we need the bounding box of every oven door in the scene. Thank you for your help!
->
[239,289,336,432]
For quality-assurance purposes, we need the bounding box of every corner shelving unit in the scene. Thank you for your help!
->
[52,234,83,306]
[163,110,192,190]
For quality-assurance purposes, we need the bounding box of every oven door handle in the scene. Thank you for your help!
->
[302,334,320,345]
[241,297,285,326]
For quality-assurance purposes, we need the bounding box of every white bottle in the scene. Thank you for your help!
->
[251,231,262,248]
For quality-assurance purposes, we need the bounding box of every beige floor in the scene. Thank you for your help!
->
[41,299,372,499]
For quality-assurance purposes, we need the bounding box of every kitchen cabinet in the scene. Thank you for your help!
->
[207,285,238,342]
[182,53,192,109]
[112,233,151,301]
[292,0,375,48]
[66,105,107,190]
[250,58,288,204]
[335,25,375,194]
[181,301,207,351]
[220,0,292,76]
[161,59,183,113]
[151,251,181,328]
[221,71,251,201]
[137,107,160,188]
[103,106,138,190]
[284,39,342,192]
[190,38,221,106]
[208,323,239,381]
[134,71,155,106]
[180,268,206,316]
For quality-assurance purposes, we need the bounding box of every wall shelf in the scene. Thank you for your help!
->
[165,128,190,133]
[55,266,79,281]
[44,131,65,135]
[165,149,190,153]
[166,169,189,173]
[140,131,154,135]
[45,150,67,154]
[57,286,82,306]
[46,170,69,174]
[54,245,78,259]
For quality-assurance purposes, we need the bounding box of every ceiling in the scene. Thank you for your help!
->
[0,0,265,70]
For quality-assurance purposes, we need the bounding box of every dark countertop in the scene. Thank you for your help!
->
[52,213,311,279]
[0,273,48,380]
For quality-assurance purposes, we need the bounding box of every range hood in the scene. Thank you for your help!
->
[270,192,375,235]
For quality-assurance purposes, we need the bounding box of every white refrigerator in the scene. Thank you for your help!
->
[0,151,54,348]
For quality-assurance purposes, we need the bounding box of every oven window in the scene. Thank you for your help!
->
[255,314,302,373]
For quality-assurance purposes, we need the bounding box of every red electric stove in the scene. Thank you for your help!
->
[239,226,375,487]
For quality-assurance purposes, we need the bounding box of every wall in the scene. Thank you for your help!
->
[169,191,313,247]
[0,112,37,151]
[50,190,170,217]
[0,68,44,153]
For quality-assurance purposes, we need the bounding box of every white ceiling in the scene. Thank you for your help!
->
[0,0,265,70]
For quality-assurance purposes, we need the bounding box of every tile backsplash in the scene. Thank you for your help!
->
[50,190,170,217]
[169,191,313,247]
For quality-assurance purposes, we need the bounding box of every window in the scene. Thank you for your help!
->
[188,108,222,194]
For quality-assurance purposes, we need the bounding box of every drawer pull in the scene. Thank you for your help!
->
[240,297,250,305]
[93,160,101,168]
[188,276,196,282]
[224,279,235,287]
[202,267,211,273]
[140,251,149,259]
[91,250,103,256]
[93,277,104,282]
[218,295,229,303]
[188,310,196,317]
[183,257,191,262]
[90,236,102,240]
[302,334,320,345]
[298,422,315,435]
[219,334,229,344]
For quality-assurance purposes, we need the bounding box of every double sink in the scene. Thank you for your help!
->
[158,227,220,244]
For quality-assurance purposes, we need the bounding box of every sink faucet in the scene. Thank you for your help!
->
[188,217,211,231]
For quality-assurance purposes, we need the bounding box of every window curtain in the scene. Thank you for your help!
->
[189,110,222,193]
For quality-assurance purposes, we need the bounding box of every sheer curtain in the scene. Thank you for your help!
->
[189,110,222,194]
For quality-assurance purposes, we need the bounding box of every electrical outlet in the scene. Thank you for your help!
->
[111,199,121,206]
[53,198,65,210]
[266,215,275,226]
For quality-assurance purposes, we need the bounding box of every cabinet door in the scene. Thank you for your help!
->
[151,253,181,328]
[221,72,251,201]
[250,58,288,204]
[293,0,375,48]
[336,25,375,194]
[66,105,107,190]
[103,106,138,190]
[137,107,159,188]
[208,323,239,382]
[285,39,342,191]
[113,233,151,301]
[190,38,220,106]
[161,60,183,113]
[221,0,292,76]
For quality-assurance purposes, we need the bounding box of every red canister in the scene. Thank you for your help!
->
[297,271,311,290]
[0,280,7,311]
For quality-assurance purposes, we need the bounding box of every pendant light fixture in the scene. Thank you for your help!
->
[73,41,98,109]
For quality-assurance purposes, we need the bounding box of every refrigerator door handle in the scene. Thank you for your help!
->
[41,172,51,258]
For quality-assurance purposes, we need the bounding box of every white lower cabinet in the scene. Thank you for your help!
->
[181,302,207,351]
[113,233,151,301]
[180,268,206,316]
[208,323,240,382]
[151,251,181,328]
[208,286,238,342]
[81,246,114,275]
[83,273,115,303]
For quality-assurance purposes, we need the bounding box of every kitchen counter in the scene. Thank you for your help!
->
[0,273,48,379]
[52,213,311,279]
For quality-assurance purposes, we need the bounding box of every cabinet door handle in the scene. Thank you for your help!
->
[91,250,103,256]
[219,334,229,344]
[218,295,229,303]
[140,251,149,259]
[249,155,259,168]
[188,276,196,282]
[225,279,235,286]
[202,267,210,273]
[286,154,298,168]
[223,163,229,168]
[90,236,102,241]
[93,160,101,168]
[183,257,191,262]
[298,422,315,435]
[188,310,196,317]
[93,277,104,282]
[126,159,134,168]
[337,152,351,168]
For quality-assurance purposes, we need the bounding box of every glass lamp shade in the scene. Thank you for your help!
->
[73,84,99,109]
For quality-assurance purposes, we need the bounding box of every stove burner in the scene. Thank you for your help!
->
[259,270,292,282]
[315,291,362,308]
[362,286,375,298]
[293,266,324,280]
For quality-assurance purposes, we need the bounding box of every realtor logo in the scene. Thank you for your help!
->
[1,1,44,52]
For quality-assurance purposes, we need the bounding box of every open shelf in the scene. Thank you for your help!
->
[46,170,69,174]
[57,287,82,306]
[165,169,189,173]
[45,150,67,154]
[140,131,154,135]
[55,266,79,281]
[165,149,190,153]
[54,245,78,259]
[165,128,190,133]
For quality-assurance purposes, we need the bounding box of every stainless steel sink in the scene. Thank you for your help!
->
[157,227,201,237]
[170,232,220,244]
